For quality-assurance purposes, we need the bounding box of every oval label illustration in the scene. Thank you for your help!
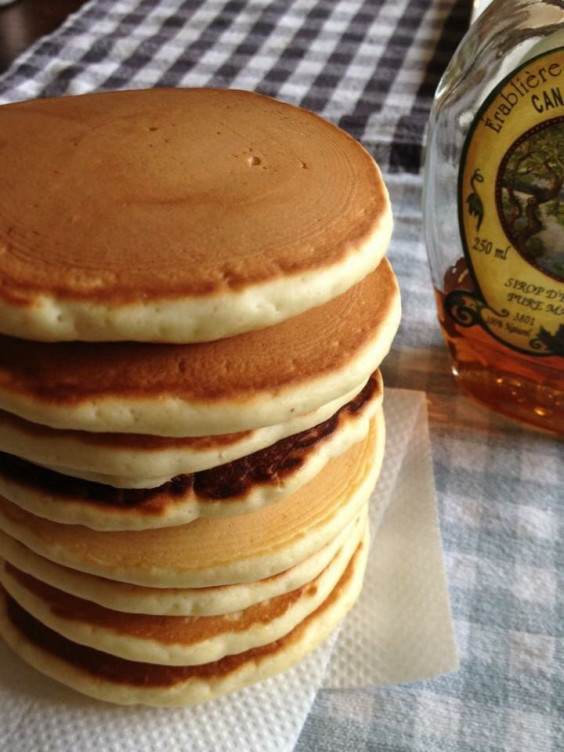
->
[451,46,564,357]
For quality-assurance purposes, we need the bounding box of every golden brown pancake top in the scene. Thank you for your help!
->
[0,88,388,306]
[0,261,398,408]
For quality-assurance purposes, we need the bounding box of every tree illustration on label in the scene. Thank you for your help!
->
[498,117,564,282]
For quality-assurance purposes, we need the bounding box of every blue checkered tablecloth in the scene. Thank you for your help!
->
[0,1,561,751]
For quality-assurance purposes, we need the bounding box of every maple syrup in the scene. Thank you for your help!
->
[435,258,563,432]
[424,0,564,434]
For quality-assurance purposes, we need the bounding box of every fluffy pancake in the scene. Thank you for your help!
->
[0,512,364,616]
[0,512,365,666]
[0,88,392,344]
[0,380,367,490]
[0,530,367,706]
[0,418,382,588]
[0,260,400,436]
[0,388,383,531]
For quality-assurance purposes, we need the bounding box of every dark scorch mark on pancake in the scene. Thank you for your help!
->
[0,376,377,514]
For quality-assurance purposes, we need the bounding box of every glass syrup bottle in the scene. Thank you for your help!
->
[423,0,564,434]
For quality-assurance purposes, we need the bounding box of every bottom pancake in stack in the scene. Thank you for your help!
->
[0,526,367,707]
[0,413,388,706]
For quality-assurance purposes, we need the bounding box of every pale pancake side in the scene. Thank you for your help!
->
[0,512,366,666]
[0,260,400,436]
[0,512,364,616]
[0,418,383,588]
[0,88,392,343]
[0,531,368,706]
[0,387,383,531]
[0,380,367,489]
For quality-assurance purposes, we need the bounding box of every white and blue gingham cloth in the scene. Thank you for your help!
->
[0,2,561,750]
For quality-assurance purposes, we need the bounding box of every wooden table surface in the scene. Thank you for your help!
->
[0,0,86,72]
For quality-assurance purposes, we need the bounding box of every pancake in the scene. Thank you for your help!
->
[0,529,367,706]
[0,418,383,588]
[0,390,384,532]
[0,512,365,616]
[0,260,400,436]
[0,379,368,490]
[0,512,366,666]
[0,88,392,344]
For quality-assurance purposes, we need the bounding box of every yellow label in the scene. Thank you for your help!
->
[454,47,564,357]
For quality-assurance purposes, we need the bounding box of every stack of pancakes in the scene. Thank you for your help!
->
[0,88,400,706]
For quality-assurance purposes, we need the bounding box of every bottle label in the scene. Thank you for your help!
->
[449,46,564,357]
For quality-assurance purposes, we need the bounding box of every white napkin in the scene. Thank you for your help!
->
[325,388,459,688]
[0,389,457,752]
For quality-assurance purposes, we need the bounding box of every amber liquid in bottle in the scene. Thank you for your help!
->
[435,259,564,433]
[424,4,564,435]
